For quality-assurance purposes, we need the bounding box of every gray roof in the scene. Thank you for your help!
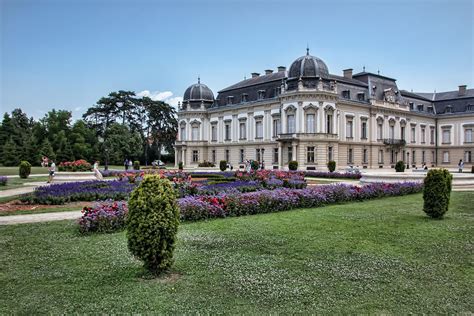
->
[183,80,214,102]
[411,89,474,101]
[288,51,329,79]
[328,74,368,87]
[218,71,285,93]
[400,90,433,102]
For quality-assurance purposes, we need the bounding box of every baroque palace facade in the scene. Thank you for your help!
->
[175,50,474,170]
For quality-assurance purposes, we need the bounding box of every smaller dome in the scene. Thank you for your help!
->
[288,49,329,79]
[183,78,214,102]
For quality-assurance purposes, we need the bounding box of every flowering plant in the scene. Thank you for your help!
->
[305,171,362,179]
[58,159,92,172]
[78,200,128,234]
[0,176,7,186]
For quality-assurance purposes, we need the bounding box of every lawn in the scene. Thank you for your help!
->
[0,166,49,176]
[0,176,49,191]
[0,192,472,314]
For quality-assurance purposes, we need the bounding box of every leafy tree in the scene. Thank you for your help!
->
[22,135,40,165]
[2,138,20,166]
[55,130,75,162]
[39,139,56,162]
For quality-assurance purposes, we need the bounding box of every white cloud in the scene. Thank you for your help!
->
[74,106,82,111]
[137,90,183,109]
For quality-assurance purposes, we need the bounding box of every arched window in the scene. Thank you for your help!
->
[191,121,200,141]
[179,122,187,141]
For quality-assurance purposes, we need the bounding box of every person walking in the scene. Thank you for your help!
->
[124,158,129,171]
[93,161,103,180]
[47,160,56,183]
[458,159,464,173]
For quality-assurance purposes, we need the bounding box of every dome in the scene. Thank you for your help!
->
[288,49,329,79]
[183,78,214,102]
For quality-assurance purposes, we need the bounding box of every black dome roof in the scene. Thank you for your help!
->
[183,78,214,102]
[288,49,329,79]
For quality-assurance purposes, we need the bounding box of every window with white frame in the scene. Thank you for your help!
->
[421,127,426,143]
[192,150,199,162]
[287,114,295,133]
[307,146,315,163]
[211,124,217,141]
[430,128,435,144]
[442,128,451,144]
[212,150,216,163]
[422,151,426,163]
[328,146,333,161]
[443,151,449,163]
[191,124,200,141]
[306,114,316,133]
[288,146,293,162]
[346,119,353,138]
[401,126,406,140]
[225,149,230,162]
[465,128,473,143]
[363,148,368,163]
[255,120,263,138]
[361,121,367,139]
[378,149,384,164]
[465,151,472,163]
[389,124,395,140]
[326,113,333,133]
[411,126,416,143]
[273,148,278,163]
[240,149,245,162]
[377,120,383,140]
[239,122,246,140]
[348,148,353,164]
[180,125,186,141]
[273,118,281,137]
[224,123,231,141]
[412,150,416,164]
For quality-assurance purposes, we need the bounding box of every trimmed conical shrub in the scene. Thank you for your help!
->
[423,169,452,219]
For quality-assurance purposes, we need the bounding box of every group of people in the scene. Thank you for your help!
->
[123,158,133,170]
[243,159,265,172]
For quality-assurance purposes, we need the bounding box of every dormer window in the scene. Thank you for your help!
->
[467,105,474,111]
[227,96,234,105]
[417,104,424,111]
[258,90,265,100]
[427,106,434,113]
[342,90,351,99]
[357,92,365,101]
[446,105,452,113]
[241,94,248,103]
[274,86,281,96]
[409,102,414,110]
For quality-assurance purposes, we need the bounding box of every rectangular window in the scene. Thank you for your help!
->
[465,151,472,163]
[192,126,199,141]
[430,128,435,144]
[422,150,426,163]
[348,148,353,164]
[306,114,315,133]
[240,149,245,163]
[377,123,383,140]
[256,149,261,162]
[241,94,248,103]
[432,151,435,163]
[328,146,333,161]
[255,121,263,138]
[273,118,281,137]
[211,125,217,141]
[287,115,295,133]
[421,128,426,143]
[411,127,416,143]
[389,125,395,140]
[401,126,405,140]
[378,150,384,164]
[342,90,350,99]
[442,129,451,144]
[180,127,186,141]
[227,96,233,105]
[465,128,473,143]
[357,92,365,101]
[412,150,416,164]
[327,114,333,133]
[417,104,424,111]
[363,149,368,163]
[307,146,315,163]
[288,146,293,162]
[409,102,414,110]
[273,148,278,163]
[390,150,395,164]
[192,150,199,162]
[346,120,353,138]
[212,150,216,163]
[239,122,246,140]
[443,151,449,163]
[361,121,367,139]
[225,123,231,141]
[225,149,230,162]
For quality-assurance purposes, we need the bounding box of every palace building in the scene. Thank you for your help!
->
[175,50,474,170]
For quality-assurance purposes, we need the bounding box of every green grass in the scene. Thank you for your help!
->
[0,204,84,216]
[0,176,49,191]
[0,166,49,176]
[1,192,473,314]
[0,195,21,204]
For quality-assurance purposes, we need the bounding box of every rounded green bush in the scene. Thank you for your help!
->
[133,160,140,170]
[19,161,32,179]
[327,160,336,172]
[219,160,227,171]
[250,160,259,170]
[126,175,180,274]
[395,160,405,172]
[288,160,298,171]
[423,169,452,219]
[178,161,183,170]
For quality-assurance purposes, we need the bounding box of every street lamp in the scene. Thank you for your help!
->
[98,136,109,171]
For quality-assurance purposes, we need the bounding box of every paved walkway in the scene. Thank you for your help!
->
[0,210,82,225]
[0,186,36,198]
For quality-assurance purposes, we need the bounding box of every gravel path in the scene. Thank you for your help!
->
[0,210,82,225]
[0,187,36,198]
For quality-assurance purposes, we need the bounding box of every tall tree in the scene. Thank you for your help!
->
[2,138,20,166]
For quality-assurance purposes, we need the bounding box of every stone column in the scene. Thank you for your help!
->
[278,142,283,169]
[181,150,186,166]
[292,143,297,161]
[175,149,179,166]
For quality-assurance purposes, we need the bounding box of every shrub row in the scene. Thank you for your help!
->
[304,171,362,179]
[58,159,92,172]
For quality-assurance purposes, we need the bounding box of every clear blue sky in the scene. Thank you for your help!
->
[1,0,473,120]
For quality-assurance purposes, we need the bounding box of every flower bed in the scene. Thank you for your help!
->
[78,200,128,234]
[197,180,262,195]
[0,176,7,186]
[178,182,423,221]
[58,160,92,172]
[21,180,135,205]
[235,170,307,189]
[305,171,362,179]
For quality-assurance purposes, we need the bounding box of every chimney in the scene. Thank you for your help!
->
[251,72,260,78]
[265,69,273,75]
[277,66,286,72]
[458,85,467,96]
[343,68,353,79]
